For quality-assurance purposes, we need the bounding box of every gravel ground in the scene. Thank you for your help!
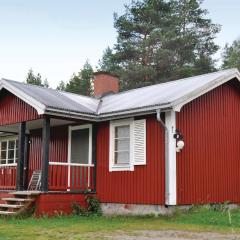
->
[84,230,240,240]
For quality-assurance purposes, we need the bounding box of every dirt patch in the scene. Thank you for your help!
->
[84,230,240,240]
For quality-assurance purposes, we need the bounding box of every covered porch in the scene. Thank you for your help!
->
[0,117,97,193]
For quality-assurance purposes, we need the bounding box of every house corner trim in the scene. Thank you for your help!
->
[165,110,177,205]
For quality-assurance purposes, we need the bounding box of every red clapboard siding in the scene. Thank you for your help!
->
[177,80,240,204]
[35,193,87,216]
[96,115,165,205]
[0,92,40,125]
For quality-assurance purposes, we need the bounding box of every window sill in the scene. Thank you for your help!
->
[110,164,134,172]
[0,163,17,167]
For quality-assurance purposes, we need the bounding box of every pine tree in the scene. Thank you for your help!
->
[222,39,240,70]
[60,61,94,96]
[99,0,220,90]
[170,0,220,77]
[56,81,66,91]
[25,69,49,87]
[43,79,49,88]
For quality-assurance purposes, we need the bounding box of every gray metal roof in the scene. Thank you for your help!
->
[99,69,240,115]
[0,68,239,120]
[0,79,99,115]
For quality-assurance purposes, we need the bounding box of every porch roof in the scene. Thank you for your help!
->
[0,68,239,121]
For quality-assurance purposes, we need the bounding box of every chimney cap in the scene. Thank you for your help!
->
[93,71,119,78]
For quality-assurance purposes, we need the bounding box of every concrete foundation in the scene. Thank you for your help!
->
[101,203,175,216]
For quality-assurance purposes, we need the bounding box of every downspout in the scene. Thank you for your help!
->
[156,109,169,206]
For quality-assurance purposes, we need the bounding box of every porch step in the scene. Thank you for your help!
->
[1,198,34,202]
[0,192,39,217]
[0,204,22,209]
[0,210,16,215]
[10,191,41,196]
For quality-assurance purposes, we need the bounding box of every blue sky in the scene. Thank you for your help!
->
[0,0,239,88]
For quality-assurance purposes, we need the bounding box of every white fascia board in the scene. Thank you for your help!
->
[172,71,240,112]
[165,110,177,205]
[0,81,46,115]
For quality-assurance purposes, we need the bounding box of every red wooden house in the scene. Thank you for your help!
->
[0,69,239,216]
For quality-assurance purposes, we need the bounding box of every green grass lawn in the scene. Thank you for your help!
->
[0,206,240,240]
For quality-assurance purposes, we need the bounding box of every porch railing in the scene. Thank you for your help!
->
[48,162,94,192]
[0,164,17,190]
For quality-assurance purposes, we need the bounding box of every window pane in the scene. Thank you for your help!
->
[115,139,130,151]
[1,142,7,150]
[15,140,18,149]
[0,159,6,164]
[8,140,15,149]
[115,125,130,138]
[115,151,129,164]
[8,150,14,160]
[8,159,14,164]
[71,128,89,164]
[0,151,6,160]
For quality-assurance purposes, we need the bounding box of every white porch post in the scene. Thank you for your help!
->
[165,110,177,205]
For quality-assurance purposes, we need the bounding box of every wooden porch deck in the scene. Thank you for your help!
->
[0,190,89,216]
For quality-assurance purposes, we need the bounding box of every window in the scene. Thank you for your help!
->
[114,125,130,165]
[68,125,92,165]
[0,138,18,165]
[109,118,146,171]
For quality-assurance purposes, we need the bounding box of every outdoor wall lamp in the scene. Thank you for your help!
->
[174,129,184,152]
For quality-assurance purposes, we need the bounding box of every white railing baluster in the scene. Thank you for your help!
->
[49,162,94,191]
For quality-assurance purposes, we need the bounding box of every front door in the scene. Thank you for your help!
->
[68,125,92,190]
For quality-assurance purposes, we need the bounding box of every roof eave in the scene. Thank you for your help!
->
[172,70,240,112]
[45,104,172,122]
[0,80,46,115]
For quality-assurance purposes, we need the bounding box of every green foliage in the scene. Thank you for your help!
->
[56,80,66,91]
[222,39,240,70]
[98,47,122,75]
[99,0,221,90]
[72,196,102,217]
[209,202,231,213]
[72,202,89,216]
[43,78,49,88]
[25,69,49,87]
[57,60,94,96]
[86,196,102,216]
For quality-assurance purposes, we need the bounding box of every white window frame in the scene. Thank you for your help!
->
[0,136,18,167]
[68,124,93,165]
[109,118,134,172]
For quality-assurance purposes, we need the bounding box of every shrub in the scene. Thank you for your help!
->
[86,196,102,216]
[72,196,102,216]
[72,202,89,216]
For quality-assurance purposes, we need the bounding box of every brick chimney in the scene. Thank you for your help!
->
[93,71,119,97]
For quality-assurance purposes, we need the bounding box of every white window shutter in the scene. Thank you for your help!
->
[133,119,146,165]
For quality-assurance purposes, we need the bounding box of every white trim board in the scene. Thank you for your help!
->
[165,110,177,206]
[173,70,240,111]
[109,118,134,172]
